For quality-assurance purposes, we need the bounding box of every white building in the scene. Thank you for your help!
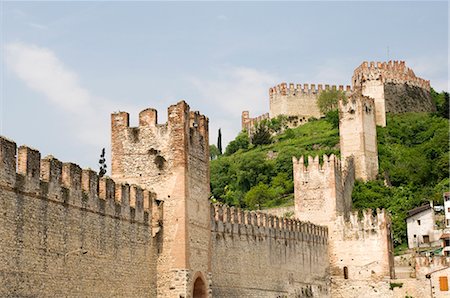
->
[444,192,450,227]
[406,203,442,249]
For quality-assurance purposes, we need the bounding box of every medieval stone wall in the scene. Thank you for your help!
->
[210,204,330,297]
[0,137,156,297]
[269,83,352,120]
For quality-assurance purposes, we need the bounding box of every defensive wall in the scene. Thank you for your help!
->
[269,83,352,120]
[0,137,156,297]
[210,203,330,297]
[352,60,435,126]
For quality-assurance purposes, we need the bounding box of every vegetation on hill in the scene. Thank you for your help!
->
[210,90,449,247]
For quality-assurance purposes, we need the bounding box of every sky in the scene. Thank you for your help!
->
[1,1,448,172]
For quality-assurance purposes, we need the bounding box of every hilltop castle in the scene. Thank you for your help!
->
[0,60,437,297]
[242,60,434,131]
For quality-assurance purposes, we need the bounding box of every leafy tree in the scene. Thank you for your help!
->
[244,183,276,209]
[225,131,250,155]
[317,89,346,114]
[209,144,220,160]
[251,123,272,146]
[217,128,223,155]
[324,110,339,129]
[431,88,449,119]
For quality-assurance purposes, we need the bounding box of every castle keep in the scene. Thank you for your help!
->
[243,60,434,131]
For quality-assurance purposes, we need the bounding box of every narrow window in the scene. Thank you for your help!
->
[418,220,421,225]
[343,266,349,279]
[414,234,417,238]
[439,276,448,291]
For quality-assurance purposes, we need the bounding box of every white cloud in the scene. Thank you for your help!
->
[4,42,136,150]
[188,66,279,147]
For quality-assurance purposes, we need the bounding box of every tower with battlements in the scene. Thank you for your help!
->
[111,101,211,297]
[352,60,435,127]
[339,91,379,181]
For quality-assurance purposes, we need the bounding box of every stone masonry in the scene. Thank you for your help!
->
[352,60,435,126]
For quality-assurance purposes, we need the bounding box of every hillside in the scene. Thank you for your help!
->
[210,98,449,247]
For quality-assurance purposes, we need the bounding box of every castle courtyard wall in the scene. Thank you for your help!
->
[0,137,156,297]
[210,204,330,297]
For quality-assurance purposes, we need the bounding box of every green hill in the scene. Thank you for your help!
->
[210,92,449,247]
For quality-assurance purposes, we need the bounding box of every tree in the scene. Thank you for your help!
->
[217,129,223,155]
[317,89,346,114]
[209,144,220,160]
[224,132,249,155]
[251,123,271,146]
[98,148,107,177]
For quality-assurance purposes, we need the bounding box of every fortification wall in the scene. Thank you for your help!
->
[352,61,435,126]
[269,83,352,120]
[0,137,156,297]
[241,111,270,132]
[330,209,394,297]
[210,204,330,297]
[111,101,211,297]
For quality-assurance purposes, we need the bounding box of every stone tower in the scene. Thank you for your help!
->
[111,101,211,298]
[339,91,378,181]
[293,154,354,225]
[352,61,434,127]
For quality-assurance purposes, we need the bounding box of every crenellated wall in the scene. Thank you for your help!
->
[269,82,352,120]
[111,101,211,298]
[241,111,270,132]
[352,61,435,126]
[210,203,330,297]
[0,137,156,297]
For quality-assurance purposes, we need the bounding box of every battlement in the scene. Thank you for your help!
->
[269,82,352,97]
[292,154,342,175]
[0,136,153,224]
[336,208,390,235]
[352,60,430,91]
[210,203,328,244]
[241,111,270,131]
[111,100,208,141]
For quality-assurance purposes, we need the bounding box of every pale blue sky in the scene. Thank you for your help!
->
[1,1,448,171]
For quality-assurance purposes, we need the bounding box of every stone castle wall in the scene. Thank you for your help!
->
[269,83,352,120]
[210,204,330,297]
[0,137,156,297]
[352,61,435,126]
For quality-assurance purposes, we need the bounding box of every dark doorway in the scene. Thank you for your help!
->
[193,277,207,298]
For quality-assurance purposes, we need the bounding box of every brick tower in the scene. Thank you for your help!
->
[111,101,211,298]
